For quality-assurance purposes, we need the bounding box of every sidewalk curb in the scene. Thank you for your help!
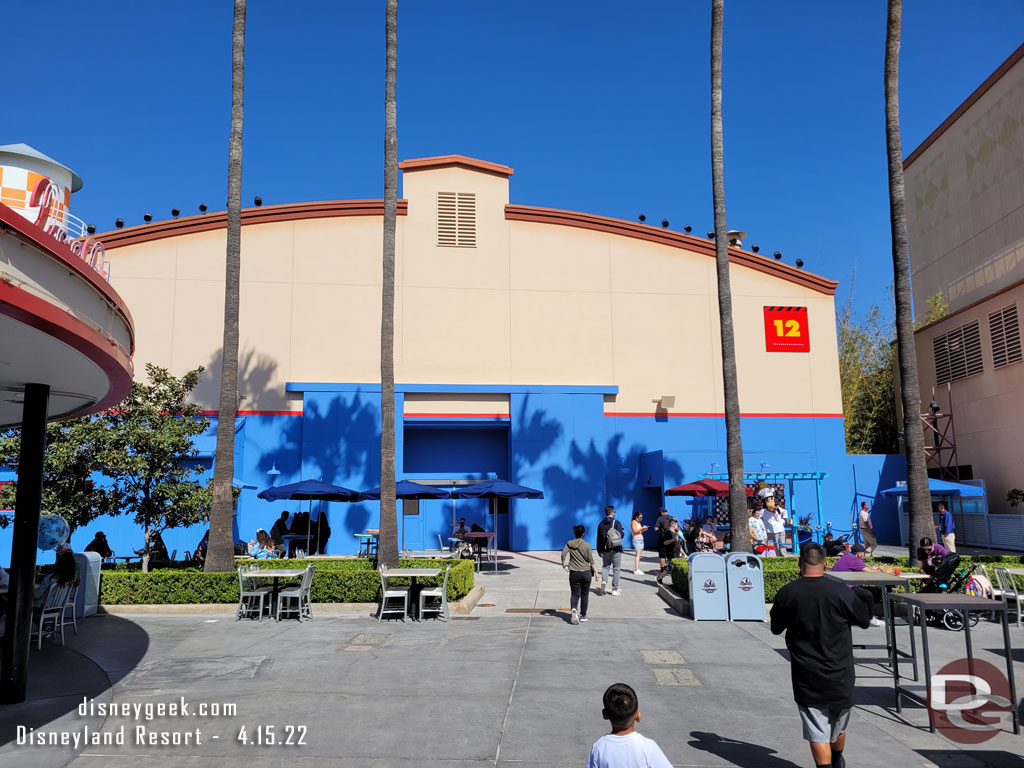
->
[656,582,690,618]
[98,587,486,616]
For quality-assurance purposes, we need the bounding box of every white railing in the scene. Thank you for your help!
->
[1,194,90,240]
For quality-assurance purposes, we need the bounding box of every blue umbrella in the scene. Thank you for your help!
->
[257,479,360,502]
[880,479,985,498]
[450,480,544,499]
[358,480,452,500]
[257,480,361,555]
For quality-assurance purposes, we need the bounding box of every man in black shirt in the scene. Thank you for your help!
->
[654,507,673,573]
[770,543,870,768]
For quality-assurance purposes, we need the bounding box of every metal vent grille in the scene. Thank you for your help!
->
[988,304,1022,369]
[436,192,476,247]
[932,320,983,384]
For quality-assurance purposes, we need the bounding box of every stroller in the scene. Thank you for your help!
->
[823,533,850,557]
[919,554,980,631]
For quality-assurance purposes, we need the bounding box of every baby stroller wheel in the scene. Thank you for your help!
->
[941,611,964,631]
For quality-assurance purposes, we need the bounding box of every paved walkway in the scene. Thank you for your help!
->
[1,550,1021,767]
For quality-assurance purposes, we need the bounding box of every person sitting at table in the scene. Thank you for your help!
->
[831,543,886,627]
[452,518,469,538]
[84,531,114,559]
[136,530,169,564]
[916,537,947,574]
[270,512,290,556]
[34,546,77,608]
[248,529,278,559]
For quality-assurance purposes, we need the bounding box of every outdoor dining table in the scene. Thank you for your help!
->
[354,532,378,557]
[240,568,305,616]
[887,591,1019,736]
[384,567,440,619]
[824,570,926,678]
[111,555,142,563]
[464,532,496,573]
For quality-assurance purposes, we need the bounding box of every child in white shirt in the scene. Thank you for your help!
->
[587,683,671,768]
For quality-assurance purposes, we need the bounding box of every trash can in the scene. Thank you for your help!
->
[73,551,102,618]
[687,552,729,621]
[725,553,765,621]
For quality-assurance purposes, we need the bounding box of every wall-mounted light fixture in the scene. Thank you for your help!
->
[267,460,281,477]
[652,395,675,409]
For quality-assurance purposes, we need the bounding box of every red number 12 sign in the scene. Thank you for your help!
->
[764,306,810,352]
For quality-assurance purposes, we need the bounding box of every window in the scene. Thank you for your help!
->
[988,304,1022,369]
[436,192,476,247]
[932,320,983,384]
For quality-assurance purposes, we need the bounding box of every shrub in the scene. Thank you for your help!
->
[669,554,1024,603]
[98,557,474,605]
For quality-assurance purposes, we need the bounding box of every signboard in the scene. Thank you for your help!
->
[764,306,810,352]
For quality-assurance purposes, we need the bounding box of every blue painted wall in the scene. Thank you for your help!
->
[0,383,915,565]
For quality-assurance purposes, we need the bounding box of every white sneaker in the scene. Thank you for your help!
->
[869,617,885,627]
[579,616,588,622]
[634,569,644,575]
[571,608,579,625]
[600,581,607,595]
[611,588,621,596]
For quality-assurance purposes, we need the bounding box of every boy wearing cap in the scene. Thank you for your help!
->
[831,544,885,627]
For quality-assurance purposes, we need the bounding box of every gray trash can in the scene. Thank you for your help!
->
[73,551,102,618]
[725,553,765,621]
[688,552,728,621]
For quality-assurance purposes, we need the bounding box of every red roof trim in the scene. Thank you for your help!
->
[606,412,844,418]
[904,42,1024,169]
[505,205,839,296]
[398,155,514,177]
[0,281,134,419]
[94,199,409,250]
[0,203,135,347]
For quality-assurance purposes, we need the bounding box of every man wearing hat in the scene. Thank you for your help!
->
[831,543,886,627]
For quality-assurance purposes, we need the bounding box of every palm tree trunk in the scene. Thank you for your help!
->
[885,0,930,566]
[711,0,750,551]
[207,0,246,573]
[378,0,399,568]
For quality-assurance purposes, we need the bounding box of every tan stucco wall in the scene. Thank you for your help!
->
[906,283,1024,512]
[105,164,842,417]
[905,54,1024,317]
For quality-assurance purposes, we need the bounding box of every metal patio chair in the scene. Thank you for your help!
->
[32,582,74,649]
[63,581,80,635]
[236,566,266,621]
[377,565,409,623]
[993,567,1023,628]
[418,564,451,622]
[277,564,315,621]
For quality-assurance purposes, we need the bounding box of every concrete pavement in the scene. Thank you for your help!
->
[1,550,1021,767]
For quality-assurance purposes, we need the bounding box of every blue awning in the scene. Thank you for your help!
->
[880,479,985,498]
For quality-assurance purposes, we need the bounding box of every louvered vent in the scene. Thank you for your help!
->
[436,192,476,247]
[932,320,983,385]
[989,304,1022,368]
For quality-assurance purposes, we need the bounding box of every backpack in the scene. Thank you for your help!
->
[605,523,622,549]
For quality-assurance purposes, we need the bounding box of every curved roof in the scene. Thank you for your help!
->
[0,143,84,192]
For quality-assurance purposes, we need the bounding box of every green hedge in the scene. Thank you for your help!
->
[98,557,475,605]
[669,554,1024,603]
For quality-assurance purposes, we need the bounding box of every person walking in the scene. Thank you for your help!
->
[562,524,599,624]
[629,511,648,575]
[937,502,956,553]
[656,519,684,584]
[771,543,871,768]
[586,683,672,768]
[857,502,877,555]
[597,506,625,595]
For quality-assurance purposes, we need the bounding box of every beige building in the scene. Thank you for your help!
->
[903,43,1024,514]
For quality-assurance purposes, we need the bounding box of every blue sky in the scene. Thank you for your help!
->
[5,1,1023,314]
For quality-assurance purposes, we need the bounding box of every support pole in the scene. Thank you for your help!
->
[1,383,50,704]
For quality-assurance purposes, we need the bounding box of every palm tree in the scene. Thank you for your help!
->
[207,0,246,573]
[710,0,750,551]
[377,0,399,568]
[884,0,930,565]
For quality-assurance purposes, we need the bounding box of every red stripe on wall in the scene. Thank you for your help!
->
[199,410,303,416]
[404,413,510,418]
[604,412,844,418]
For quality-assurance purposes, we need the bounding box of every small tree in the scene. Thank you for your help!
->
[100,365,211,572]
[914,290,948,329]
[837,283,898,454]
[0,417,117,532]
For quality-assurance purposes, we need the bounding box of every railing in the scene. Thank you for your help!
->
[1,194,90,239]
